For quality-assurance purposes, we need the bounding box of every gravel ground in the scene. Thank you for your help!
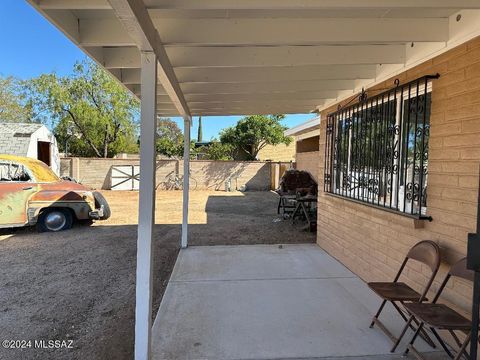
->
[0,190,315,360]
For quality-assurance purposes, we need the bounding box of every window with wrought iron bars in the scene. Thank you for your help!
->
[324,74,439,219]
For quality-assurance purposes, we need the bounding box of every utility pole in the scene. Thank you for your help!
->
[197,116,203,142]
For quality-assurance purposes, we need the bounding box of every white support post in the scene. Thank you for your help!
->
[181,116,191,248]
[135,51,157,360]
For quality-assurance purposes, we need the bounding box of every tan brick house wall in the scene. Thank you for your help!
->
[296,151,319,182]
[317,36,480,313]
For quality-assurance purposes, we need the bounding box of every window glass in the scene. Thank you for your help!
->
[0,162,32,182]
[324,76,434,217]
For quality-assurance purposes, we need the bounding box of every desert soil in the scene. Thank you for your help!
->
[0,190,315,360]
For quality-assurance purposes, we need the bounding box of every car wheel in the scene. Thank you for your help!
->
[93,191,111,220]
[37,208,73,232]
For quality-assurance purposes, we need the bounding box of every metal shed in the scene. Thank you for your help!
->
[0,122,60,174]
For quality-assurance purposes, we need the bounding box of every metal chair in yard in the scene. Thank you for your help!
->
[368,240,441,352]
[400,258,479,360]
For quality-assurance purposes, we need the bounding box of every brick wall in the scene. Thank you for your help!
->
[296,151,319,182]
[61,157,272,191]
[317,36,480,313]
[297,136,319,153]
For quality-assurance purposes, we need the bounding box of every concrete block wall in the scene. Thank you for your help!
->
[60,157,272,191]
[317,36,480,313]
[189,160,271,191]
[296,151,319,182]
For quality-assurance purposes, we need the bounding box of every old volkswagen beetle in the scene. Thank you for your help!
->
[0,154,110,232]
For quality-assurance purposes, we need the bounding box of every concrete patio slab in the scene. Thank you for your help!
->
[152,244,445,360]
[171,244,353,282]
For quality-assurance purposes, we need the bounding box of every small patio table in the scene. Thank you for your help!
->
[292,194,317,230]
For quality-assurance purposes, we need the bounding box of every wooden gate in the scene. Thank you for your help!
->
[110,165,140,190]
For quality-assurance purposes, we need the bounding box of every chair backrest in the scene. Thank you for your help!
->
[407,240,441,272]
[393,240,441,301]
[449,257,475,282]
[432,257,474,303]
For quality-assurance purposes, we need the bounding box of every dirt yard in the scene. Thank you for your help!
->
[0,190,315,360]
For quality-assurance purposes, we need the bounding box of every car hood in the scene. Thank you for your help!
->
[36,180,91,191]
[29,181,94,203]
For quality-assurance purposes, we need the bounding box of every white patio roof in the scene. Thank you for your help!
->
[28,1,480,118]
[26,3,480,360]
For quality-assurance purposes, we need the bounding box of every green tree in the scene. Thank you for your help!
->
[0,76,34,123]
[26,59,139,157]
[156,117,184,158]
[197,141,233,160]
[219,114,291,160]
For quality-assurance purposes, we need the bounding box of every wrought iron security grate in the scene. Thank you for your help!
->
[324,74,439,218]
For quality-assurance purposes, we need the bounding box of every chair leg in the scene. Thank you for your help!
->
[453,333,471,360]
[392,302,436,349]
[404,321,425,357]
[291,203,301,224]
[277,197,282,214]
[430,328,454,359]
[449,330,470,360]
[391,315,414,353]
[370,300,387,328]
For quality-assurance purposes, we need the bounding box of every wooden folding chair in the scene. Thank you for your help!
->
[368,240,441,352]
[401,258,480,360]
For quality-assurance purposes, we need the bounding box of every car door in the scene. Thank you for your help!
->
[0,161,37,227]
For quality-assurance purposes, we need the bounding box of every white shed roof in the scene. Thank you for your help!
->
[0,122,44,156]
[28,1,480,117]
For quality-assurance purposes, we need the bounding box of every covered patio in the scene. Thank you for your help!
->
[27,1,480,360]
[152,244,443,360]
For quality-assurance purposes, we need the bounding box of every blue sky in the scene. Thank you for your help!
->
[0,0,314,139]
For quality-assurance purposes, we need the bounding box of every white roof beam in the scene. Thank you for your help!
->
[190,99,323,106]
[166,45,405,67]
[147,9,462,20]
[125,84,167,96]
[184,92,337,102]
[153,18,449,45]
[144,0,480,10]
[107,0,191,118]
[79,18,136,46]
[38,0,111,9]
[103,47,141,68]
[180,80,356,95]
[40,9,80,42]
[175,65,377,84]
[189,106,320,115]
[120,68,141,84]
[101,46,404,70]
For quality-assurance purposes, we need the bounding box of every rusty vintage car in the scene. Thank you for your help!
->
[0,154,110,232]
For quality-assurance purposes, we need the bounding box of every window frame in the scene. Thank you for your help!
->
[323,74,439,220]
